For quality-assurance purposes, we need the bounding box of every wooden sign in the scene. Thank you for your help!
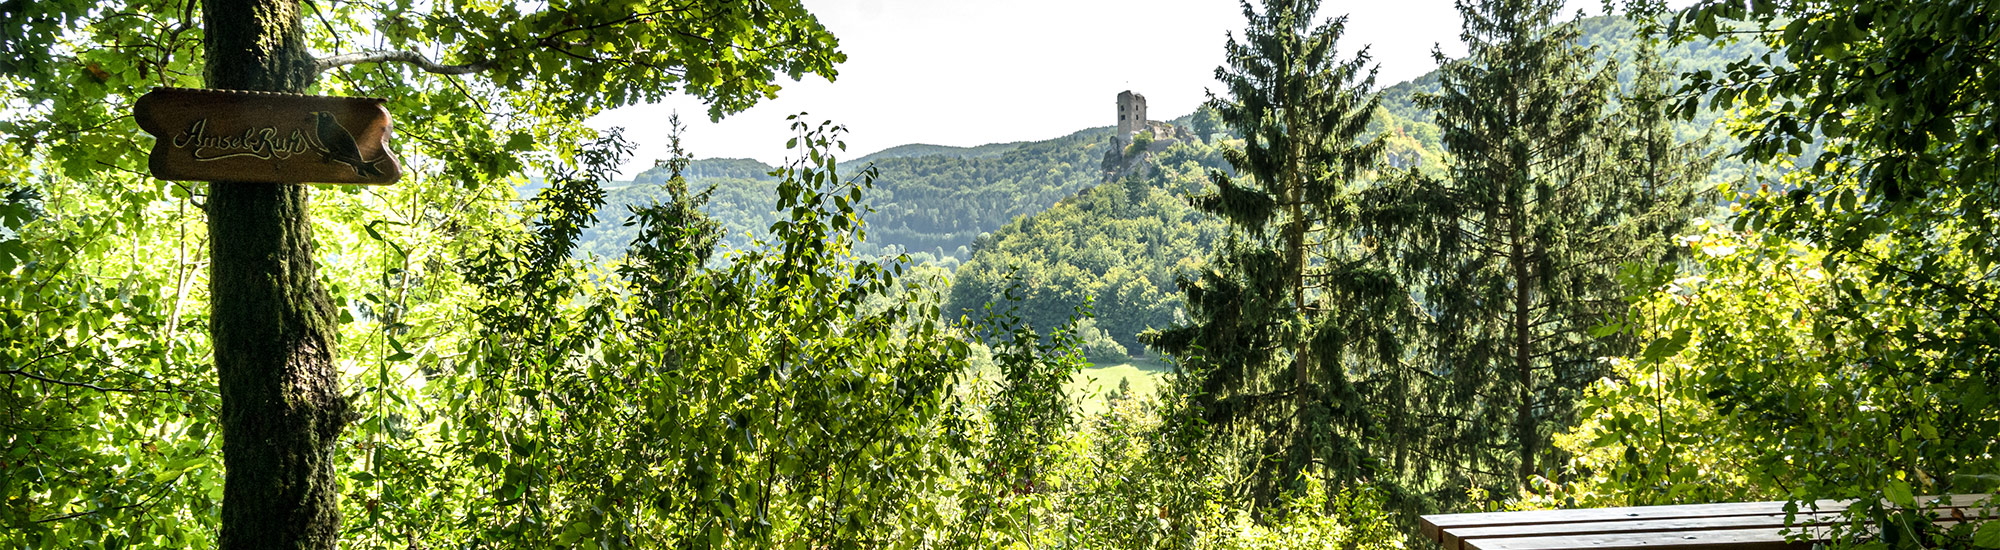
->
[135,87,401,185]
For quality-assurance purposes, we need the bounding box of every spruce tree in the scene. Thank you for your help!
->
[1381,0,1709,496]
[1146,0,1400,509]
[1611,40,1715,271]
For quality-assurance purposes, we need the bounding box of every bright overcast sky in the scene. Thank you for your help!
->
[589,0,1688,177]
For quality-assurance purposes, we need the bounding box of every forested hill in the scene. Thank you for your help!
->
[853,141,1029,163]
[579,126,1118,263]
[946,141,1233,356]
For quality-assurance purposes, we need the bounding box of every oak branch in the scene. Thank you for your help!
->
[313,50,494,75]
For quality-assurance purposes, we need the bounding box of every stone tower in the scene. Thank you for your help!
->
[1117,90,1148,142]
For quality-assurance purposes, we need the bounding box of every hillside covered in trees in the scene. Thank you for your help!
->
[947,140,1230,356]
[580,126,1120,265]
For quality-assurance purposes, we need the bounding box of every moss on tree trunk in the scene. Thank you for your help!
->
[202,0,350,548]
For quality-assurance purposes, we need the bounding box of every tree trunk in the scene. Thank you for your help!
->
[203,1,350,548]
[1285,108,1313,417]
[1510,199,1536,487]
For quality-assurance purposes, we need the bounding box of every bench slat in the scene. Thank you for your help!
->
[1421,500,1843,541]
[1441,513,1842,550]
[1467,527,1822,550]
[1421,494,1997,549]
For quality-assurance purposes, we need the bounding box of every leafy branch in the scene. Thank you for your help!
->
[0,367,178,394]
[313,49,494,75]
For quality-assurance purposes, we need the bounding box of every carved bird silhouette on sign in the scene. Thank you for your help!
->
[310,111,384,177]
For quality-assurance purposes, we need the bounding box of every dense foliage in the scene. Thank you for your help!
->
[11,0,2000,548]
[1367,0,1710,502]
[1542,0,2000,547]
[2,0,850,546]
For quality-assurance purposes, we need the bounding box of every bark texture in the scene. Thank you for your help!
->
[203,0,349,548]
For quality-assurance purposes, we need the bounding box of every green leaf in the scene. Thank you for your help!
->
[1883,480,1915,507]
[505,132,535,152]
[557,521,583,545]
[1974,519,2000,548]
[1641,329,1693,362]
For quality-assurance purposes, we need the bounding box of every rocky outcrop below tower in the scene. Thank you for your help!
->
[1102,119,1190,181]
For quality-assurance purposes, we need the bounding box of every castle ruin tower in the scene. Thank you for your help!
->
[1117,90,1148,144]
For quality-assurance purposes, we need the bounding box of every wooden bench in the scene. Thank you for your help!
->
[1419,495,1995,550]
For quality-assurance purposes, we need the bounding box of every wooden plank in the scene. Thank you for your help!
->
[1467,517,1998,550]
[1421,495,1998,544]
[1920,494,2000,509]
[1440,513,1843,550]
[1466,527,1825,550]
[1420,500,1842,542]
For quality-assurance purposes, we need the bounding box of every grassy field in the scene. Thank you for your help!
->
[1066,356,1172,417]
[965,353,1173,417]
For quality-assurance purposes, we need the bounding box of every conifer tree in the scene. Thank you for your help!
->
[1147,0,1401,509]
[1379,0,1708,495]
[1611,40,1715,270]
